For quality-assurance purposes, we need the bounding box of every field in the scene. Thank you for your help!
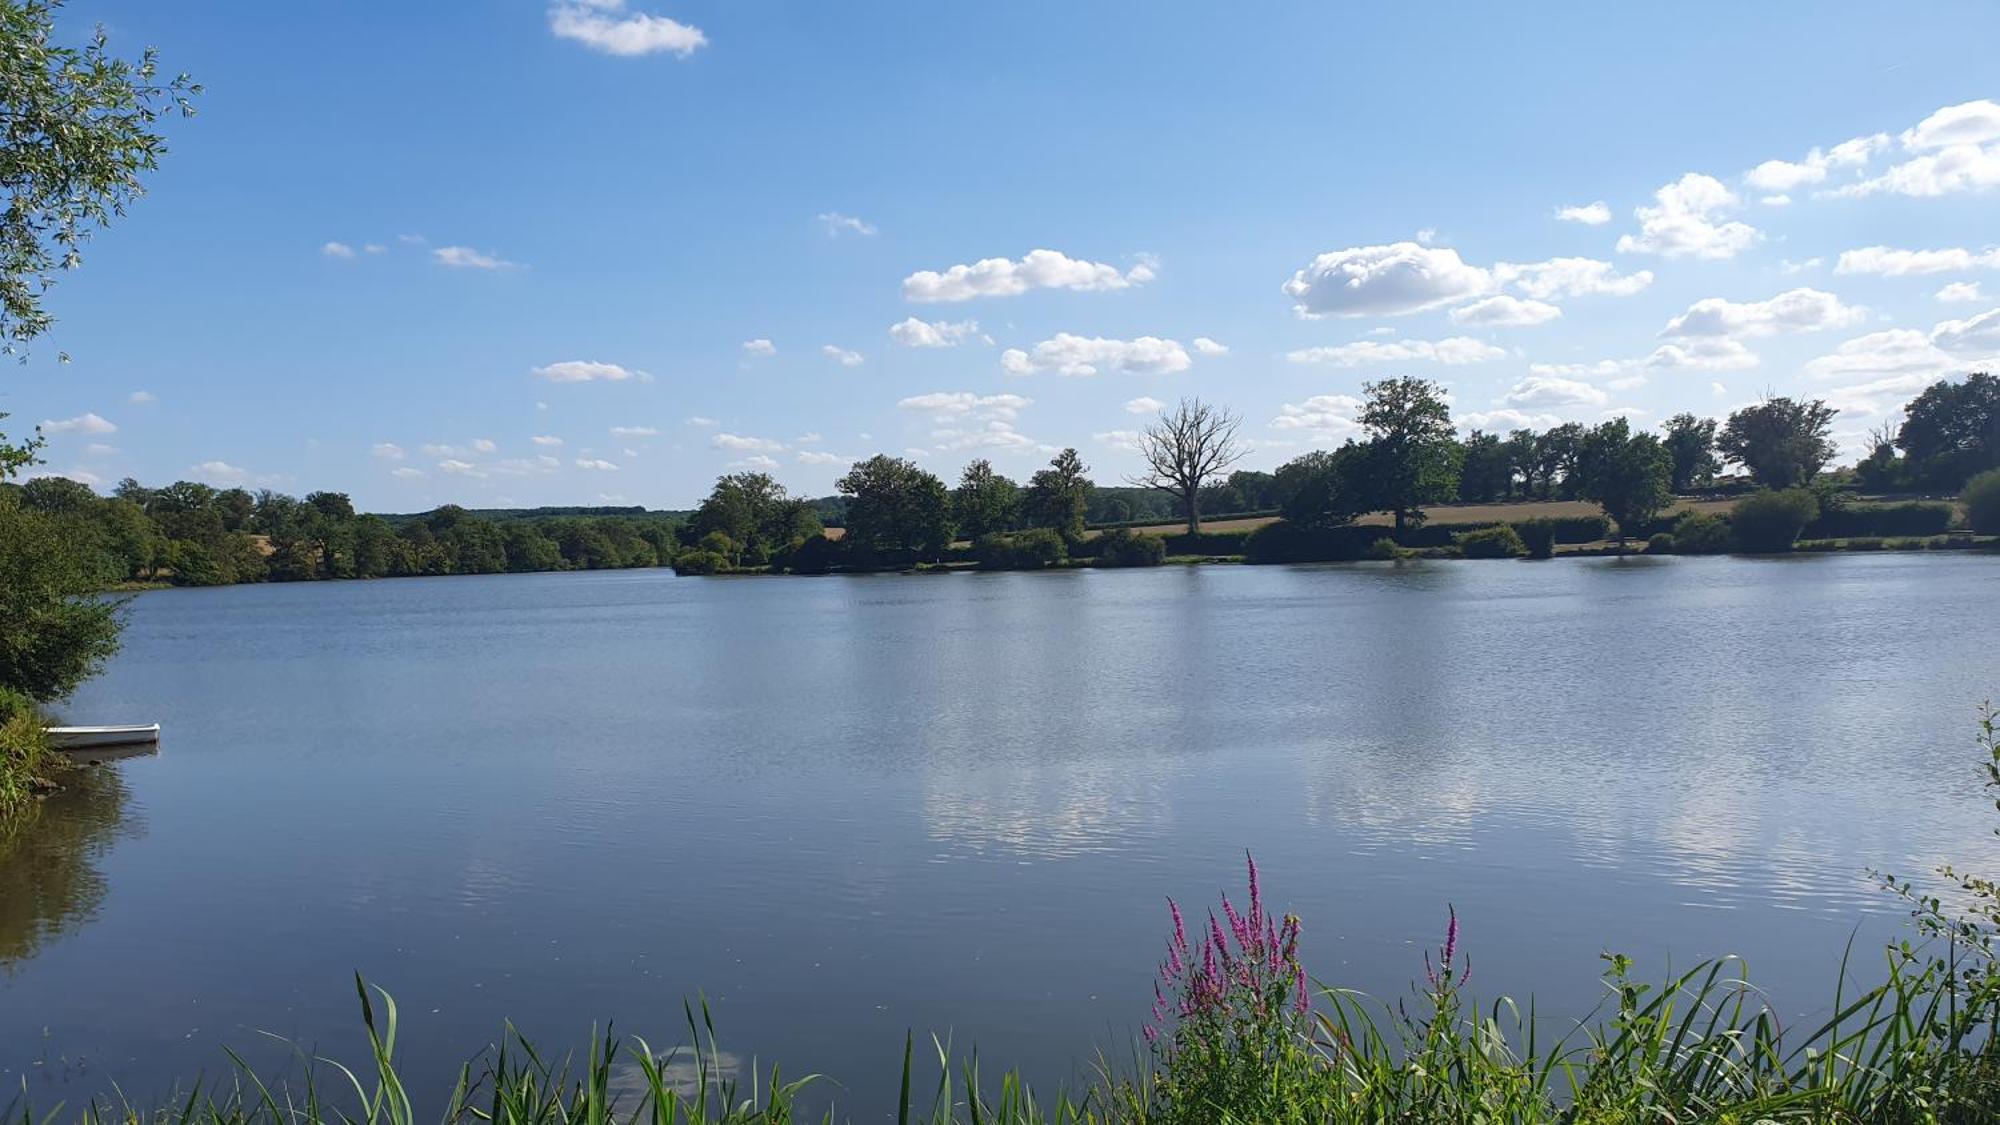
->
[1117,496,1741,538]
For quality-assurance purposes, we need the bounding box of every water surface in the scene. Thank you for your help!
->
[3,555,1996,1113]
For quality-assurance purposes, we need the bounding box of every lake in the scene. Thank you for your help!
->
[4,554,1997,1116]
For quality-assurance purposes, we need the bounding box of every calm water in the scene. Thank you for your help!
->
[3,555,1997,1114]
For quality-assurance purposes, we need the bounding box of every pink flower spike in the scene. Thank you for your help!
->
[1246,851,1263,933]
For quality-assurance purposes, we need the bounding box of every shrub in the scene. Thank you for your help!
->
[1805,501,1954,539]
[1365,537,1401,560]
[1647,532,1676,553]
[1730,488,1820,553]
[975,529,1068,570]
[1159,529,1252,556]
[1514,519,1557,559]
[1455,524,1527,559]
[1242,521,1375,564]
[1965,469,2000,535]
[670,550,729,576]
[1094,527,1166,567]
[0,686,59,816]
[1673,511,1733,554]
[779,534,842,575]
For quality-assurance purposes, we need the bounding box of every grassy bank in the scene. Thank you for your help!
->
[0,691,64,818]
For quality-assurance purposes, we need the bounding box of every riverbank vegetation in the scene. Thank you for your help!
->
[23,709,1999,1123]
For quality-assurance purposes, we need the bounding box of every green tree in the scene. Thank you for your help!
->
[1661,413,1721,493]
[689,472,820,561]
[952,459,1020,540]
[1719,397,1838,489]
[1574,418,1674,550]
[1358,376,1459,531]
[1504,429,1540,498]
[1535,422,1584,499]
[1457,430,1513,502]
[837,455,954,558]
[1963,468,2000,535]
[1896,372,1999,489]
[0,0,197,355]
[1022,448,1093,542]
[18,473,93,513]
[1276,444,1371,528]
[0,478,120,699]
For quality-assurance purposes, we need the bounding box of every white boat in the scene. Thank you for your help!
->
[45,724,161,751]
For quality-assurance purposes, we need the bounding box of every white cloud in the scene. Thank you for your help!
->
[1124,395,1165,415]
[1449,295,1562,327]
[1529,359,1630,379]
[192,460,253,485]
[796,450,849,466]
[371,442,406,460]
[741,338,776,357]
[548,0,706,57]
[1780,257,1823,274]
[1504,375,1608,408]
[82,442,117,457]
[1824,372,1942,416]
[1555,201,1611,225]
[470,438,497,453]
[533,359,645,383]
[930,420,1041,453]
[1191,336,1229,356]
[1834,245,2000,277]
[437,458,483,477]
[1834,101,2000,198]
[531,434,564,447]
[821,344,864,367]
[1939,281,1985,303]
[1282,241,1493,318]
[897,392,1031,421]
[574,457,620,471]
[127,390,155,404]
[902,249,1147,302]
[40,412,116,434]
[28,468,101,487]
[1497,257,1653,299]
[1932,306,2000,358]
[1270,394,1363,438]
[1092,429,1144,452]
[889,317,982,348]
[1803,328,1953,380]
[794,431,821,444]
[1285,336,1505,367]
[433,246,522,270]
[685,416,716,428]
[322,241,356,259]
[1660,288,1865,338]
[1617,173,1760,259]
[1461,408,1564,432]
[390,466,425,479]
[1000,333,1192,376]
[729,453,781,471]
[712,432,786,452]
[1745,133,1888,192]
[1644,338,1760,371]
[817,212,877,237]
[609,425,659,437]
[1761,194,1793,206]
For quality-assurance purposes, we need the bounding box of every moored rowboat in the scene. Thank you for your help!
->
[45,724,161,751]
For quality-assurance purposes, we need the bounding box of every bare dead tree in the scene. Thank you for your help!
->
[1132,397,1246,534]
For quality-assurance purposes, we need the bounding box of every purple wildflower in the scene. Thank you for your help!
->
[1246,851,1263,933]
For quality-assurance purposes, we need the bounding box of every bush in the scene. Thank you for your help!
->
[1805,502,1954,539]
[1455,524,1527,559]
[1365,537,1401,560]
[1093,527,1166,567]
[1514,519,1557,559]
[1159,529,1252,556]
[1647,532,1676,554]
[975,529,1068,570]
[670,550,729,575]
[1965,469,2000,535]
[0,685,58,816]
[1673,511,1733,554]
[778,534,842,575]
[1242,521,1376,564]
[1730,488,1820,553]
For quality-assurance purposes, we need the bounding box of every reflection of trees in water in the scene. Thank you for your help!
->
[0,765,140,968]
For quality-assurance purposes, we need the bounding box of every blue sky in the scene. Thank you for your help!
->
[9,2,2000,510]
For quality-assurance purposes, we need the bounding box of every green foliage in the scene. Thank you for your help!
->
[1455,524,1527,559]
[0,501,122,700]
[0,0,198,357]
[1661,413,1721,492]
[1022,448,1093,542]
[1647,532,1676,553]
[951,459,1021,540]
[0,683,59,815]
[1719,397,1839,488]
[1514,519,1556,559]
[839,455,954,558]
[1964,469,2000,535]
[1358,376,1460,529]
[1573,418,1674,545]
[1276,443,1372,529]
[1091,527,1165,567]
[1673,511,1734,554]
[1456,430,1514,502]
[1731,488,1821,553]
[974,528,1067,570]
[1806,502,1954,539]
[1897,372,1999,490]
[776,534,842,575]
[671,550,730,576]
[688,472,820,564]
[1365,537,1401,560]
